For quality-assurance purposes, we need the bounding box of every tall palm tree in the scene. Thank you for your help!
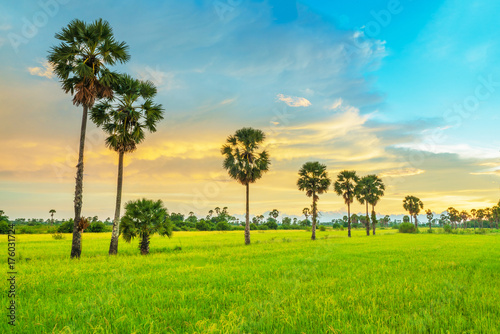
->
[334,170,359,238]
[49,209,56,226]
[48,19,130,259]
[470,209,477,229]
[91,74,164,255]
[403,195,424,229]
[367,175,385,235]
[355,176,371,236]
[297,162,332,240]
[221,128,270,245]
[477,209,485,229]
[120,199,172,255]
[447,207,460,229]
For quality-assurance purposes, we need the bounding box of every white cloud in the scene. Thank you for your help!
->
[0,24,11,31]
[328,98,343,110]
[276,94,311,107]
[28,61,54,79]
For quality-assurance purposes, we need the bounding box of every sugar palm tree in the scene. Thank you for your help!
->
[120,198,172,255]
[355,176,372,236]
[297,162,331,240]
[470,209,477,229]
[367,175,385,235]
[425,209,433,230]
[302,207,311,223]
[477,209,485,229]
[403,195,424,229]
[334,170,359,238]
[221,128,270,245]
[49,209,56,226]
[460,210,470,229]
[91,74,164,255]
[48,19,130,258]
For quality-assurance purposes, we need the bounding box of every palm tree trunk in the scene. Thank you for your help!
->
[365,202,370,236]
[71,105,89,259]
[109,151,124,255]
[245,183,250,245]
[347,203,351,238]
[372,205,376,235]
[414,214,418,229]
[311,193,317,240]
[140,233,150,255]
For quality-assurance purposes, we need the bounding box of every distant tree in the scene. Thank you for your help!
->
[334,170,359,238]
[492,204,500,229]
[221,128,270,245]
[383,215,391,227]
[476,209,485,229]
[403,195,424,229]
[282,217,292,226]
[48,19,130,259]
[460,210,470,229]
[484,207,492,229]
[447,207,460,229]
[355,176,372,236]
[297,161,331,240]
[302,207,310,222]
[403,215,410,223]
[425,209,433,230]
[292,217,298,225]
[49,209,56,226]
[470,209,477,229]
[120,199,172,255]
[269,209,280,220]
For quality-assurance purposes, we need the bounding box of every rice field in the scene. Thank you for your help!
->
[2,229,499,333]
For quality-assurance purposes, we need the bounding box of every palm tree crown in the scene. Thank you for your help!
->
[48,19,130,107]
[221,127,270,185]
[90,74,164,154]
[334,170,359,206]
[403,195,424,227]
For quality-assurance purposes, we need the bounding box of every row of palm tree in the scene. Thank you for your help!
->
[221,127,386,244]
[48,19,163,258]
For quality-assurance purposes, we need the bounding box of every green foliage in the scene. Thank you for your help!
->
[195,220,211,231]
[0,220,9,234]
[443,224,453,234]
[215,221,231,231]
[52,233,65,240]
[86,221,107,233]
[250,223,258,230]
[399,222,417,234]
[58,221,74,233]
[258,225,269,230]
[319,225,326,232]
[265,218,278,230]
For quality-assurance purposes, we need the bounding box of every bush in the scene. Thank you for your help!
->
[57,221,74,233]
[475,228,487,235]
[319,225,326,232]
[86,221,107,233]
[52,233,65,240]
[391,225,399,229]
[250,223,258,230]
[0,220,9,234]
[265,220,278,230]
[195,220,210,231]
[215,221,231,231]
[231,225,245,231]
[258,225,269,230]
[399,222,417,234]
[443,224,453,234]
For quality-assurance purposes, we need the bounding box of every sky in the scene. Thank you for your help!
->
[0,0,499,221]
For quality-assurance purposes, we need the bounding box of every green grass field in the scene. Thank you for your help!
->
[2,229,499,333]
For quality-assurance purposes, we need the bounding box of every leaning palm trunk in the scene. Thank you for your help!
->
[71,105,89,259]
[245,183,250,245]
[365,202,370,236]
[109,151,124,255]
[140,233,150,255]
[414,214,418,229]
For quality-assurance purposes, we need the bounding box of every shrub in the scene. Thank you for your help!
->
[391,225,399,229]
[86,221,107,233]
[332,222,341,229]
[258,225,269,230]
[52,232,65,240]
[399,222,417,234]
[215,221,231,231]
[265,220,278,230]
[443,224,453,234]
[195,220,210,231]
[232,225,245,231]
[0,220,9,234]
[250,223,258,230]
[57,221,74,233]
[475,228,487,235]
[319,225,326,232]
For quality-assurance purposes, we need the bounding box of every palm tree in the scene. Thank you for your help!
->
[403,195,424,229]
[91,74,164,255]
[48,19,130,259]
[49,209,56,226]
[477,209,485,229]
[460,210,470,229]
[120,199,172,255]
[367,175,385,235]
[302,207,311,224]
[470,209,477,229]
[297,162,332,240]
[334,170,359,238]
[425,209,433,230]
[269,209,280,220]
[221,128,270,245]
[447,207,460,229]
[355,176,371,236]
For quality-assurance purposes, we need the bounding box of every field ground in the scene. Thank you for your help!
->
[2,229,499,333]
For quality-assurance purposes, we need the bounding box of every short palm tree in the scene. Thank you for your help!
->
[120,199,172,255]
[49,209,56,226]
[476,209,485,229]
[297,162,331,240]
[403,195,424,229]
[48,19,130,259]
[460,210,470,229]
[91,74,164,255]
[221,128,270,245]
[426,209,433,230]
[334,170,359,238]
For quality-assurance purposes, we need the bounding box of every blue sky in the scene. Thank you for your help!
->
[0,0,499,220]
